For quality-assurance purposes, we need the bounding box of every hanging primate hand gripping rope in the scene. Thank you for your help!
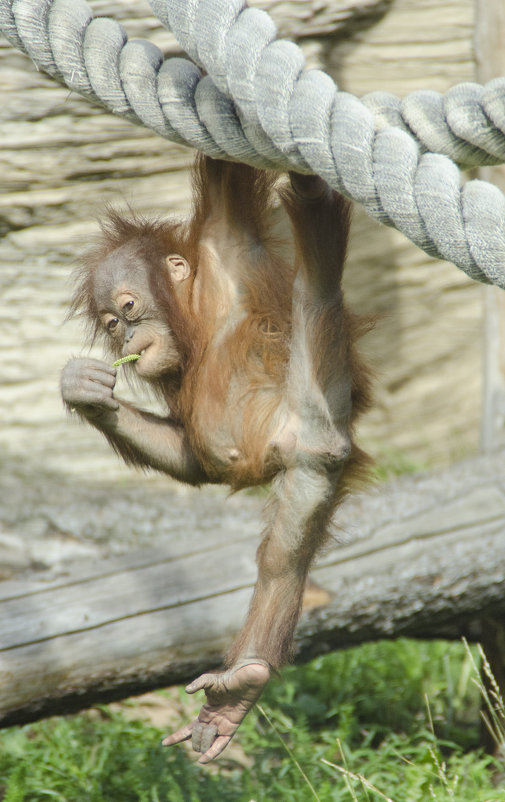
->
[1,0,505,286]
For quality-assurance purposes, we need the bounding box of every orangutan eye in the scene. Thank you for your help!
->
[122,300,135,312]
[107,317,119,332]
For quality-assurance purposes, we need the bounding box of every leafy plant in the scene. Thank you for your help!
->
[0,640,503,802]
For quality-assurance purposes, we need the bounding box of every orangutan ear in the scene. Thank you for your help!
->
[165,254,191,283]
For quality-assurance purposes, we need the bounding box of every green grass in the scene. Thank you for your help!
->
[370,447,428,483]
[1,640,504,802]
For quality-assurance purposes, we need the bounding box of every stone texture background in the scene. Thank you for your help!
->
[0,0,483,486]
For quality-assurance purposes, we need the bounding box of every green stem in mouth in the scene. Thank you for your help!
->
[112,354,141,367]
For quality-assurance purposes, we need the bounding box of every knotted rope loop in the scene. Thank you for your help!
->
[2,0,505,287]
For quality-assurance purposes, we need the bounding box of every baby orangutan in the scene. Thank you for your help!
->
[61,156,371,762]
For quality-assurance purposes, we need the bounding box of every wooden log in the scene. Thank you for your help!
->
[474,0,505,751]
[1,452,505,728]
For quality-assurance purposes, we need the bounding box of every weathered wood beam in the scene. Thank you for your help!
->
[87,1,394,58]
[1,451,505,728]
[257,0,394,40]
[476,0,505,452]
[475,0,505,750]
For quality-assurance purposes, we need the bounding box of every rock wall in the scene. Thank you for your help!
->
[0,0,483,483]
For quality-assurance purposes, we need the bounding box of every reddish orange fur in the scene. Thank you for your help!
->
[71,156,373,671]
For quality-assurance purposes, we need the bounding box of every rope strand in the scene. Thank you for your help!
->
[2,0,505,286]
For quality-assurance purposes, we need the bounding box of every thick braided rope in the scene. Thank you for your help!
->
[2,0,505,287]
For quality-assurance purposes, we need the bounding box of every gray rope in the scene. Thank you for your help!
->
[2,0,505,287]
